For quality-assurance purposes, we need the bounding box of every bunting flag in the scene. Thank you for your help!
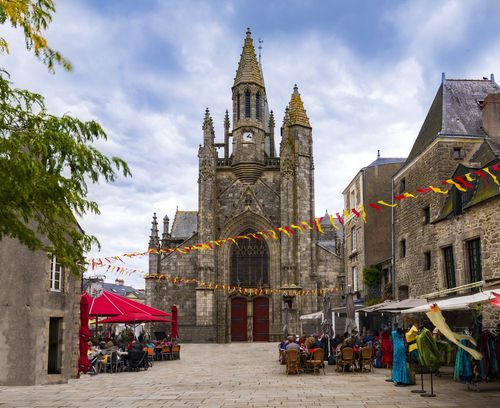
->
[85,163,499,264]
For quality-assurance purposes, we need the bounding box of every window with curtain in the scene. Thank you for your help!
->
[467,238,482,284]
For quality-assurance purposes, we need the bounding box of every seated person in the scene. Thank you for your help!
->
[285,336,300,351]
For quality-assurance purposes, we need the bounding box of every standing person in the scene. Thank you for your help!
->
[380,327,393,368]
[391,326,410,385]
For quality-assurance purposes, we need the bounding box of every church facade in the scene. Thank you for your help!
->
[145,30,344,343]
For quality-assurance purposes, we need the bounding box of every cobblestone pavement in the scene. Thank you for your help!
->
[1,343,499,408]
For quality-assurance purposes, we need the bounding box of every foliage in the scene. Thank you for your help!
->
[363,264,383,287]
[0,71,131,274]
[0,0,71,72]
[383,283,393,300]
[365,298,383,307]
[0,1,131,275]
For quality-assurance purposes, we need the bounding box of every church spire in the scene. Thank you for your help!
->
[148,212,159,249]
[233,28,264,88]
[202,108,214,144]
[287,84,311,128]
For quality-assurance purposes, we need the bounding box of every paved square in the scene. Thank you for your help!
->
[1,343,499,407]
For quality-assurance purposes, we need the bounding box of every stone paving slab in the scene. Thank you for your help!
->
[0,343,499,407]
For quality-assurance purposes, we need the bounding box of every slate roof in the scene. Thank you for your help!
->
[366,157,406,168]
[102,282,145,300]
[406,79,500,164]
[171,210,198,239]
[317,241,340,254]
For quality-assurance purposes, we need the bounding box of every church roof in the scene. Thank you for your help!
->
[171,210,198,239]
[287,85,311,128]
[233,29,264,88]
[366,157,406,168]
[102,282,145,300]
[405,78,500,164]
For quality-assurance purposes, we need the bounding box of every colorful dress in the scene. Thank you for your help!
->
[391,329,410,384]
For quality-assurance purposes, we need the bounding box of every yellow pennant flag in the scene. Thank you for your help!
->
[445,179,467,192]
[377,200,397,207]
[465,173,475,182]
[429,185,449,195]
[343,209,350,217]
[328,213,339,230]
[291,224,304,233]
[483,167,499,185]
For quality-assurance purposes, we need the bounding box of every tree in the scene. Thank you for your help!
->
[0,1,131,274]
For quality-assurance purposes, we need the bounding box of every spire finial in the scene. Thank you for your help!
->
[258,38,263,63]
[149,212,160,249]
[377,150,380,159]
[246,27,251,37]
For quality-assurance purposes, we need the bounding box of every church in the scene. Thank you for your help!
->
[145,29,344,343]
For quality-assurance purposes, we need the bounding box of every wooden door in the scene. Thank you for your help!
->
[253,297,269,341]
[231,297,247,342]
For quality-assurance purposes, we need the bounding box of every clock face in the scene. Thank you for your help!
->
[243,132,253,142]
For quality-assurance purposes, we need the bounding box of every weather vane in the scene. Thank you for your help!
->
[258,38,263,63]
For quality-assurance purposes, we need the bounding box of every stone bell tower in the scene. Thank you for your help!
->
[231,28,269,183]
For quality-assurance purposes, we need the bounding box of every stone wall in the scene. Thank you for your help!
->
[0,236,79,386]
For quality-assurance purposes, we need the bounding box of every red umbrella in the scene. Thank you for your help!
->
[88,291,171,317]
[171,305,179,339]
[77,293,92,377]
[99,312,173,324]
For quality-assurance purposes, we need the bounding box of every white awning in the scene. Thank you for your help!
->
[402,290,497,314]
[357,300,394,313]
[299,311,324,321]
[377,298,428,312]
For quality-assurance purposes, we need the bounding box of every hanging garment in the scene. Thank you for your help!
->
[391,329,410,384]
[454,339,473,383]
[425,305,482,360]
[380,330,393,366]
[415,328,441,370]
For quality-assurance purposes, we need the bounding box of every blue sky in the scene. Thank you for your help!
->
[2,0,500,288]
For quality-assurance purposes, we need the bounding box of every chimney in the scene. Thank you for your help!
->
[481,92,500,138]
[115,278,124,286]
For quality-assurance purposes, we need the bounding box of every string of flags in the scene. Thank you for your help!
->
[86,262,342,296]
[87,163,499,268]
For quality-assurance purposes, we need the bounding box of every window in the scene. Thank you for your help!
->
[350,190,355,209]
[423,206,430,224]
[453,147,463,159]
[424,251,431,270]
[230,229,269,287]
[400,239,406,258]
[443,246,456,288]
[50,255,63,292]
[256,92,261,120]
[352,266,358,291]
[244,90,251,118]
[399,178,406,194]
[467,238,482,284]
[48,317,63,374]
[351,227,357,253]
[237,93,240,120]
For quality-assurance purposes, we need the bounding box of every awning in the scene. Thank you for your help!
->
[377,298,428,312]
[357,300,394,313]
[299,311,324,321]
[402,290,497,314]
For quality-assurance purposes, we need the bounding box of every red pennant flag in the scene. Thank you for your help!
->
[336,212,344,225]
[369,203,382,211]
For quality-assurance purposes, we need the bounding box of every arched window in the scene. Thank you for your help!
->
[256,92,261,120]
[245,90,251,118]
[230,229,269,287]
[237,93,240,120]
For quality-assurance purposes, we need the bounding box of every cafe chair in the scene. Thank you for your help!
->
[338,347,354,373]
[160,345,171,361]
[306,348,325,375]
[172,344,181,360]
[146,347,154,367]
[360,347,373,372]
[285,349,300,375]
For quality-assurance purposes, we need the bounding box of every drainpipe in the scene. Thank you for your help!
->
[391,177,396,300]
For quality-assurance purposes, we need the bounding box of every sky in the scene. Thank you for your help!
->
[2,0,500,289]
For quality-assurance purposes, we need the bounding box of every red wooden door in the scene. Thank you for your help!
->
[253,297,269,341]
[231,297,247,342]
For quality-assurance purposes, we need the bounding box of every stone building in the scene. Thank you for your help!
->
[393,75,500,326]
[342,155,405,299]
[146,29,344,343]
[0,236,80,385]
